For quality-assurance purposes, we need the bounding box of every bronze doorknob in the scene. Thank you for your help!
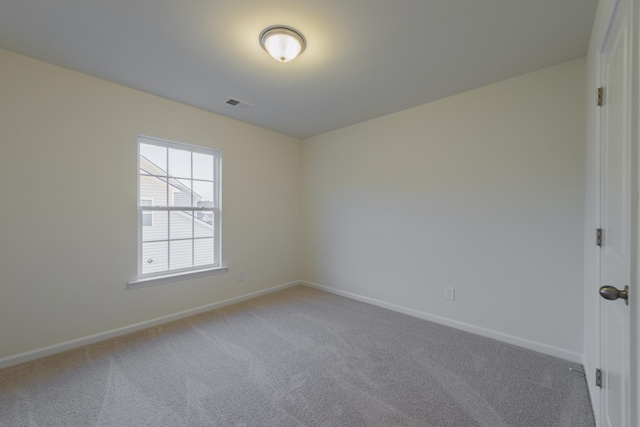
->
[599,285,629,305]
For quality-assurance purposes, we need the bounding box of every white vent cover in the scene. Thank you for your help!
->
[225,98,254,109]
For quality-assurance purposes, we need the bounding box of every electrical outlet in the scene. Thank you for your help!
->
[237,271,244,282]
[445,287,455,301]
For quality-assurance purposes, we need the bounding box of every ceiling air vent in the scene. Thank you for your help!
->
[225,98,254,110]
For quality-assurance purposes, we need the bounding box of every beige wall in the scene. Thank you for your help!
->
[0,48,302,360]
[0,48,588,368]
[302,59,586,359]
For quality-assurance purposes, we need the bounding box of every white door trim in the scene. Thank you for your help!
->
[594,0,639,425]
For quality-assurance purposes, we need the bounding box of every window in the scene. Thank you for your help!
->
[131,135,225,287]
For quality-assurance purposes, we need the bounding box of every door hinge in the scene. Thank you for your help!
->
[596,368,602,387]
[596,228,603,247]
[597,87,603,106]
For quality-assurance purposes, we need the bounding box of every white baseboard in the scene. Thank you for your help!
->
[301,281,584,364]
[0,281,301,370]
[1,280,584,370]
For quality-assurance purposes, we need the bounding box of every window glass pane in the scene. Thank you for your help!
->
[170,211,193,240]
[194,238,214,267]
[142,211,153,227]
[170,240,193,270]
[169,148,191,179]
[169,178,192,207]
[140,144,167,172]
[142,241,168,274]
[143,211,167,241]
[193,180,214,207]
[141,199,153,226]
[194,211,214,237]
[193,152,214,181]
[140,175,167,206]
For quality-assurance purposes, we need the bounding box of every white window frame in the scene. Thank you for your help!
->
[128,135,227,289]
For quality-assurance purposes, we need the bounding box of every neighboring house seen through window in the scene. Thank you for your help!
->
[141,199,154,226]
[135,135,223,284]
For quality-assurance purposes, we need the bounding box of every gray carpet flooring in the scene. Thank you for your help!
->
[0,285,595,426]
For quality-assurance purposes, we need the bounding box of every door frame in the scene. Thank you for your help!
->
[592,0,639,425]
[631,0,639,423]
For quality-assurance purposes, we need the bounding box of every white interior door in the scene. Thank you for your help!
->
[599,0,632,425]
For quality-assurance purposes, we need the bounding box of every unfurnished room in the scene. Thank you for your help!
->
[0,1,638,426]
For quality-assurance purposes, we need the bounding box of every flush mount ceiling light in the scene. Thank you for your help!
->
[259,25,306,63]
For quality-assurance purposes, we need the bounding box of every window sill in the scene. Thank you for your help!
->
[127,266,229,289]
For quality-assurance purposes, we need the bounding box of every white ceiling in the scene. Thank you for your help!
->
[0,0,597,139]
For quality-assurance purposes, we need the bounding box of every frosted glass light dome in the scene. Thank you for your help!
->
[259,26,306,63]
